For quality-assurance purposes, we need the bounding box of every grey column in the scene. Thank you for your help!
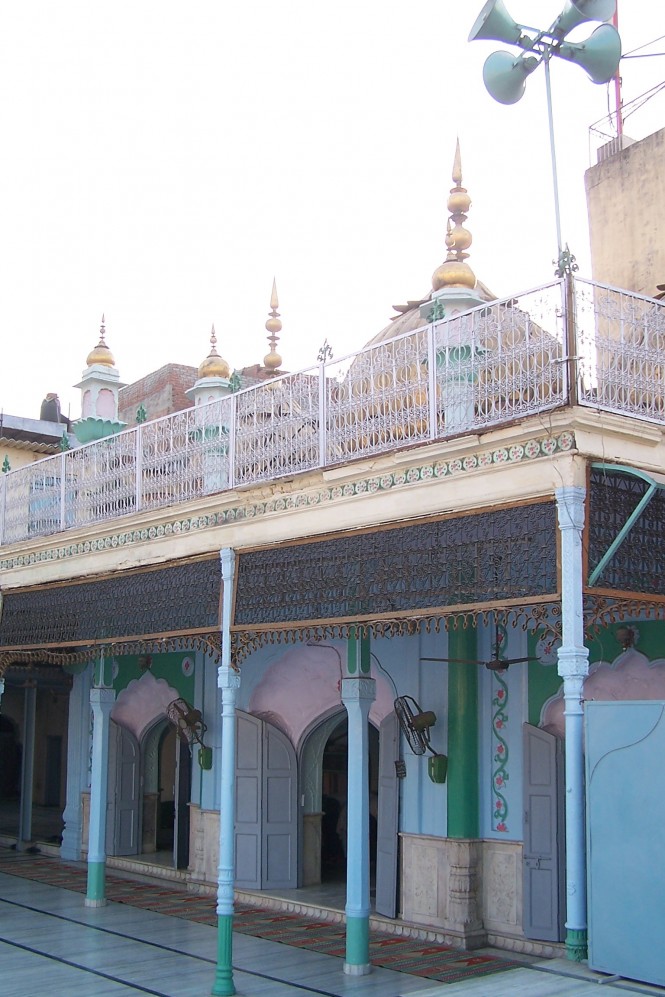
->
[18,683,37,848]
[556,485,589,962]
[61,665,92,860]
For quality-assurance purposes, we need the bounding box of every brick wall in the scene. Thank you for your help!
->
[119,364,197,426]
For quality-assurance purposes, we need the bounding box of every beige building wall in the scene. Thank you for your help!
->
[585,127,665,297]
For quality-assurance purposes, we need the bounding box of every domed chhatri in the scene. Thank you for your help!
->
[86,315,116,367]
[198,325,231,380]
[431,139,477,293]
[73,314,126,442]
[263,278,283,372]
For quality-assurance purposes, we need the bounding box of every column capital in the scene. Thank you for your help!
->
[555,486,586,531]
[217,664,241,692]
[341,677,376,703]
[90,687,116,710]
[557,647,589,680]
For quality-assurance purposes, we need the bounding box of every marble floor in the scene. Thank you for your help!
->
[2,870,664,997]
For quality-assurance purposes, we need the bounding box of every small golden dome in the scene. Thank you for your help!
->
[198,325,230,379]
[86,315,115,367]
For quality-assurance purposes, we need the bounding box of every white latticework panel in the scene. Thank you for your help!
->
[433,283,566,435]
[576,279,665,422]
[326,330,432,463]
[65,430,139,528]
[140,398,232,509]
[233,371,321,485]
[1,455,65,543]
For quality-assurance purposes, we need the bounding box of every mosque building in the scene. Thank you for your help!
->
[1,140,665,993]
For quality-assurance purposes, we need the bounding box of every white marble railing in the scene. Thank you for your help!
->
[1,278,663,546]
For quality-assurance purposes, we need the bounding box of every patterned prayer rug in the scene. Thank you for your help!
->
[0,849,521,984]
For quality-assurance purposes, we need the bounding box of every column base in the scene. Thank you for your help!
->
[565,927,588,962]
[84,897,107,908]
[344,962,372,976]
[211,913,235,996]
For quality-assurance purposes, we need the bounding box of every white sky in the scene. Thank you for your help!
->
[0,1,662,423]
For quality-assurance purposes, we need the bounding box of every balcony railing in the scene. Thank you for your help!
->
[1,277,664,547]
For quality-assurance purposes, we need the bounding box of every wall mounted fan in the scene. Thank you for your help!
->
[394,695,437,756]
[166,698,212,769]
[394,696,448,783]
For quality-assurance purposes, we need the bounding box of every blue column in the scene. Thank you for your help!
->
[341,665,376,977]
[556,485,589,961]
[0,676,4,709]
[212,547,239,997]
[62,665,92,860]
[18,684,37,849]
[85,655,115,907]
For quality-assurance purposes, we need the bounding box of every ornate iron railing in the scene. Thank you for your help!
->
[1,278,663,546]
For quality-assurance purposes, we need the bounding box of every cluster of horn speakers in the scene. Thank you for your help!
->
[469,0,622,104]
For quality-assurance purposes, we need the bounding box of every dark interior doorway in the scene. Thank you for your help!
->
[320,717,379,882]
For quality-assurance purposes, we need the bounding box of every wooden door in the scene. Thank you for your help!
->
[522,723,564,941]
[375,713,399,917]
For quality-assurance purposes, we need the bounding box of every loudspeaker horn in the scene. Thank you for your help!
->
[552,0,616,38]
[483,50,539,105]
[557,22,621,83]
[469,0,523,45]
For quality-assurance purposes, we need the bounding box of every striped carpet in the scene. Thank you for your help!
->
[0,849,521,985]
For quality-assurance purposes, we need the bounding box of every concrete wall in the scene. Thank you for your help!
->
[585,128,665,297]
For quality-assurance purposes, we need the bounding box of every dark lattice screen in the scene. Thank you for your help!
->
[0,557,220,648]
[588,467,665,594]
[234,503,557,628]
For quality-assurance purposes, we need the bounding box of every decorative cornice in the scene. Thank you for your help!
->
[0,431,575,573]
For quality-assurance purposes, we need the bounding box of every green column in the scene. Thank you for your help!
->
[447,625,479,838]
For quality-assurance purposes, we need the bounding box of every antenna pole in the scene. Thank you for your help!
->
[613,3,623,136]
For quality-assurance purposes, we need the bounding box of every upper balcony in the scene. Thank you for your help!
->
[1,276,664,549]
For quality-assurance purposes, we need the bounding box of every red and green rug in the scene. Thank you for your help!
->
[0,849,521,985]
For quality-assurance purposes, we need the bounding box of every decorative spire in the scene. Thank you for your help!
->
[431,140,477,292]
[263,278,283,372]
[198,324,230,379]
[86,313,116,367]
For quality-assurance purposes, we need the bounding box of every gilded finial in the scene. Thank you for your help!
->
[264,277,283,371]
[86,313,116,366]
[198,323,230,379]
[431,140,476,292]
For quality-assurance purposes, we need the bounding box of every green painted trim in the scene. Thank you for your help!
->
[86,861,106,902]
[211,914,235,996]
[447,627,479,838]
[345,914,370,966]
[346,629,371,675]
[565,927,588,962]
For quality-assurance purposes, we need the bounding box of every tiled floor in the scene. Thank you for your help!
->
[2,870,665,997]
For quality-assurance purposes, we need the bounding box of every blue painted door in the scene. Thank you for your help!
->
[522,723,564,941]
[586,701,665,987]
[235,712,297,890]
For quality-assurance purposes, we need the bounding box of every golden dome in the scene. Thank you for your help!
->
[264,278,283,371]
[432,259,477,291]
[198,325,230,379]
[86,315,115,367]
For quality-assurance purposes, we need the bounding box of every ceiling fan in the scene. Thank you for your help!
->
[421,621,539,671]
